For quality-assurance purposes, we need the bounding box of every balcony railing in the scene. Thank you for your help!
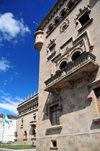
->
[45,52,98,92]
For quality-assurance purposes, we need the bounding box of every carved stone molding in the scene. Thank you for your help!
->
[37,0,81,31]
[74,5,91,25]
[18,95,38,116]
[60,19,70,33]
[48,39,56,48]
[77,5,91,19]
[45,0,82,38]
[46,39,56,55]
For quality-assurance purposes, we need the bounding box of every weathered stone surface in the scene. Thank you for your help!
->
[35,0,100,150]
[16,95,38,145]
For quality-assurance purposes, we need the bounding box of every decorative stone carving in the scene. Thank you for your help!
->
[45,52,98,92]
[46,39,56,54]
[60,19,70,33]
[38,0,81,32]
[46,23,55,35]
[17,95,38,116]
[60,8,68,18]
[46,0,81,38]
[34,30,44,52]
[48,39,56,48]
[74,5,91,25]
[54,16,61,25]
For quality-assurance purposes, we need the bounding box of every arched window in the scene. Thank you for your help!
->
[60,61,67,70]
[33,113,36,120]
[48,24,54,32]
[24,131,27,140]
[30,125,36,136]
[60,8,67,18]
[54,16,60,25]
[72,51,81,61]
[67,0,75,10]
[21,118,23,123]
[24,131,27,135]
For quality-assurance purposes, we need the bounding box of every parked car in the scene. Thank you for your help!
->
[7,141,14,144]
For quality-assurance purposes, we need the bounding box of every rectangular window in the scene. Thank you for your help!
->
[49,44,55,53]
[50,104,60,125]
[79,12,90,26]
[51,140,57,148]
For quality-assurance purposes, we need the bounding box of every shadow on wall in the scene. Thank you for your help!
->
[61,70,98,115]
[42,70,98,132]
[61,85,92,115]
[91,121,100,130]
[89,0,99,8]
[42,84,92,121]
[42,93,58,121]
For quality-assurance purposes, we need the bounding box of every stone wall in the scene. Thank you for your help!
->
[16,110,37,145]
[36,0,100,150]
[36,132,100,151]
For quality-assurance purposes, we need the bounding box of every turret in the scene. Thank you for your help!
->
[34,30,44,51]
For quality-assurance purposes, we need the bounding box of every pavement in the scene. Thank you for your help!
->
[0,148,36,151]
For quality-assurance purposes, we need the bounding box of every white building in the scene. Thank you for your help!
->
[0,114,17,143]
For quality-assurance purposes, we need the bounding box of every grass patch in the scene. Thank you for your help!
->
[0,144,36,149]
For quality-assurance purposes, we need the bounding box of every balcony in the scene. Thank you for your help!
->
[45,52,98,92]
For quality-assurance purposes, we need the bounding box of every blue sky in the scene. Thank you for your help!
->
[0,0,56,115]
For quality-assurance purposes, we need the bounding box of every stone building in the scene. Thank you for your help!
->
[34,0,100,150]
[15,93,38,145]
[0,114,17,143]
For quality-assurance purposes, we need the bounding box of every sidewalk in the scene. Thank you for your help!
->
[18,149,36,151]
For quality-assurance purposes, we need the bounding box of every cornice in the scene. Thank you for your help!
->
[18,93,38,108]
[36,0,67,31]
[36,0,82,34]
[17,108,38,118]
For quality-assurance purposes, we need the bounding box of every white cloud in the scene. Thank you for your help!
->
[0,90,10,96]
[14,96,23,102]
[0,12,30,41]
[0,57,10,71]
[0,101,18,114]
[0,90,24,114]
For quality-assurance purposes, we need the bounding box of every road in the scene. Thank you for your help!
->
[0,148,36,151]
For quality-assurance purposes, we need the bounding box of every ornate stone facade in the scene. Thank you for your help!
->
[34,0,100,150]
[60,19,70,33]
[16,94,38,145]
